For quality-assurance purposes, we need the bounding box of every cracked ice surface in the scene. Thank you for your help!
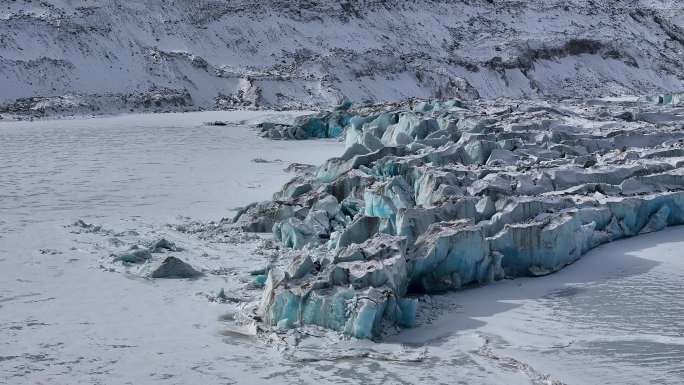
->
[237,96,684,339]
[0,110,346,385]
[2,105,684,385]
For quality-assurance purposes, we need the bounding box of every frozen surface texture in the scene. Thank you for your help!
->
[1,0,684,117]
[2,110,684,384]
[237,96,684,338]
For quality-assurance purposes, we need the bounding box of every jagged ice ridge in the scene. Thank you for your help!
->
[235,94,684,339]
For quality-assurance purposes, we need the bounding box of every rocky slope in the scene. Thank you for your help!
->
[1,0,683,116]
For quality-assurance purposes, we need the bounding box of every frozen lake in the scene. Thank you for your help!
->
[1,112,682,384]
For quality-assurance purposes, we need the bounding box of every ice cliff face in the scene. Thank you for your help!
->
[235,94,684,339]
[1,0,683,116]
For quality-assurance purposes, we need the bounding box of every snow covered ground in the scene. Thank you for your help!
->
[1,111,683,384]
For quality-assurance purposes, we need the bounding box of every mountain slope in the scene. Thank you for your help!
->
[0,0,683,115]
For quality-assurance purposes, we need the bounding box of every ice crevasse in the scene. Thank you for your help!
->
[236,96,684,339]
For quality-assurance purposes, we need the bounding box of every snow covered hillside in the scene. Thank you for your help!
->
[0,0,683,116]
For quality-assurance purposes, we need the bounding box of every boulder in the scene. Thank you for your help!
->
[149,256,202,279]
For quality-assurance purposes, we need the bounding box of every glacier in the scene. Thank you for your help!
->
[235,96,684,339]
[3,100,684,384]
[257,103,353,140]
